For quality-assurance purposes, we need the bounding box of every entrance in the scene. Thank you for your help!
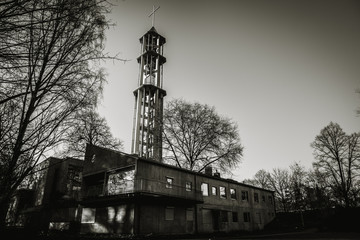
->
[212,210,220,231]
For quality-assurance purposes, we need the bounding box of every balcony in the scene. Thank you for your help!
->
[82,178,203,203]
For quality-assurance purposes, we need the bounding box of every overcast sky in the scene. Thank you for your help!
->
[98,0,360,181]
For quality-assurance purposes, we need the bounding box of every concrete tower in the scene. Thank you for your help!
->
[131,26,166,161]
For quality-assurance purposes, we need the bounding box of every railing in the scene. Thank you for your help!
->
[84,184,104,198]
[83,178,203,202]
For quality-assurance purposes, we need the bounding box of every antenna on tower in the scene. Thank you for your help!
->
[148,6,160,27]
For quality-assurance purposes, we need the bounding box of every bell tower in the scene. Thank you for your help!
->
[131,12,166,161]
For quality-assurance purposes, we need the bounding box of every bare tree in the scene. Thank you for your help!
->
[0,0,117,226]
[243,169,271,190]
[311,122,360,208]
[267,168,292,212]
[60,110,123,159]
[289,162,307,209]
[162,99,244,174]
[306,169,333,209]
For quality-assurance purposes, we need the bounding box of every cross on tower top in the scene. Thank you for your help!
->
[148,5,160,27]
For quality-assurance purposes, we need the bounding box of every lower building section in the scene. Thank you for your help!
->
[80,204,134,234]
[77,201,275,235]
[79,197,197,235]
[197,206,274,233]
[137,204,195,235]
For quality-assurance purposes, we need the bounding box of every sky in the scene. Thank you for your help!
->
[97,0,360,182]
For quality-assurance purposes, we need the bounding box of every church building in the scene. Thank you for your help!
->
[6,11,276,236]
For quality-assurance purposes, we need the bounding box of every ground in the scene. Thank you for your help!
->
[3,227,360,240]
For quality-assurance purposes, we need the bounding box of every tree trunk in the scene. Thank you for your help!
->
[0,193,11,229]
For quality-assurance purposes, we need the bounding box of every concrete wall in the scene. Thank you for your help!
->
[83,144,136,176]
[195,174,275,233]
[135,160,202,201]
[39,157,83,204]
[138,204,195,235]
[135,159,275,234]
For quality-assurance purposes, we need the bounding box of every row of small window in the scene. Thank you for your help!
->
[165,207,274,224]
[165,207,193,221]
[165,177,193,191]
[201,182,273,204]
[219,211,275,223]
[214,211,250,223]
[165,177,273,204]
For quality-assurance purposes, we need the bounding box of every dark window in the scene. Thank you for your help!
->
[232,212,238,222]
[220,186,227,199]
[256,212,262,224]
[262,195,266,202]
[165,207,174,220]
[243,212,251,222]
[268,195,273,204]
[254,192,259,203]
[221,211,228,222]
[186,208,194,221]
[212,186,217,196]
[166,177,173,189]
[230,188,237,200]
[241,191,249,201]
[66,165,82,198]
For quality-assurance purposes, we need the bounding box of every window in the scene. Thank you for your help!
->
[220,211,228,222]
[166,177,173,189]
[165,207,174,220]
[107,166,135,195]
[243,212,251,222]
[232,212,238,222]
[230,188,237,200]
[35,188,44,206]
[186,182,192,191]
[256,212,262,224]
[262,195,266,202]
[201,183,209,196]
[107,206,126,223]
[49,222,70,230]
[268,195,273,204]
[186,208,194,221]
[220,186,226,199]
[212,186,217,196]
[81,208,96,223]
[254,192,259,203]
[66,165,82,197]
[241,191,249,201]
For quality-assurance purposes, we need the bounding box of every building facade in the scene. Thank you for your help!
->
[6,157,83,232]
[8,145,275,235]
[7,25,275,236]
[79,144,275,235]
